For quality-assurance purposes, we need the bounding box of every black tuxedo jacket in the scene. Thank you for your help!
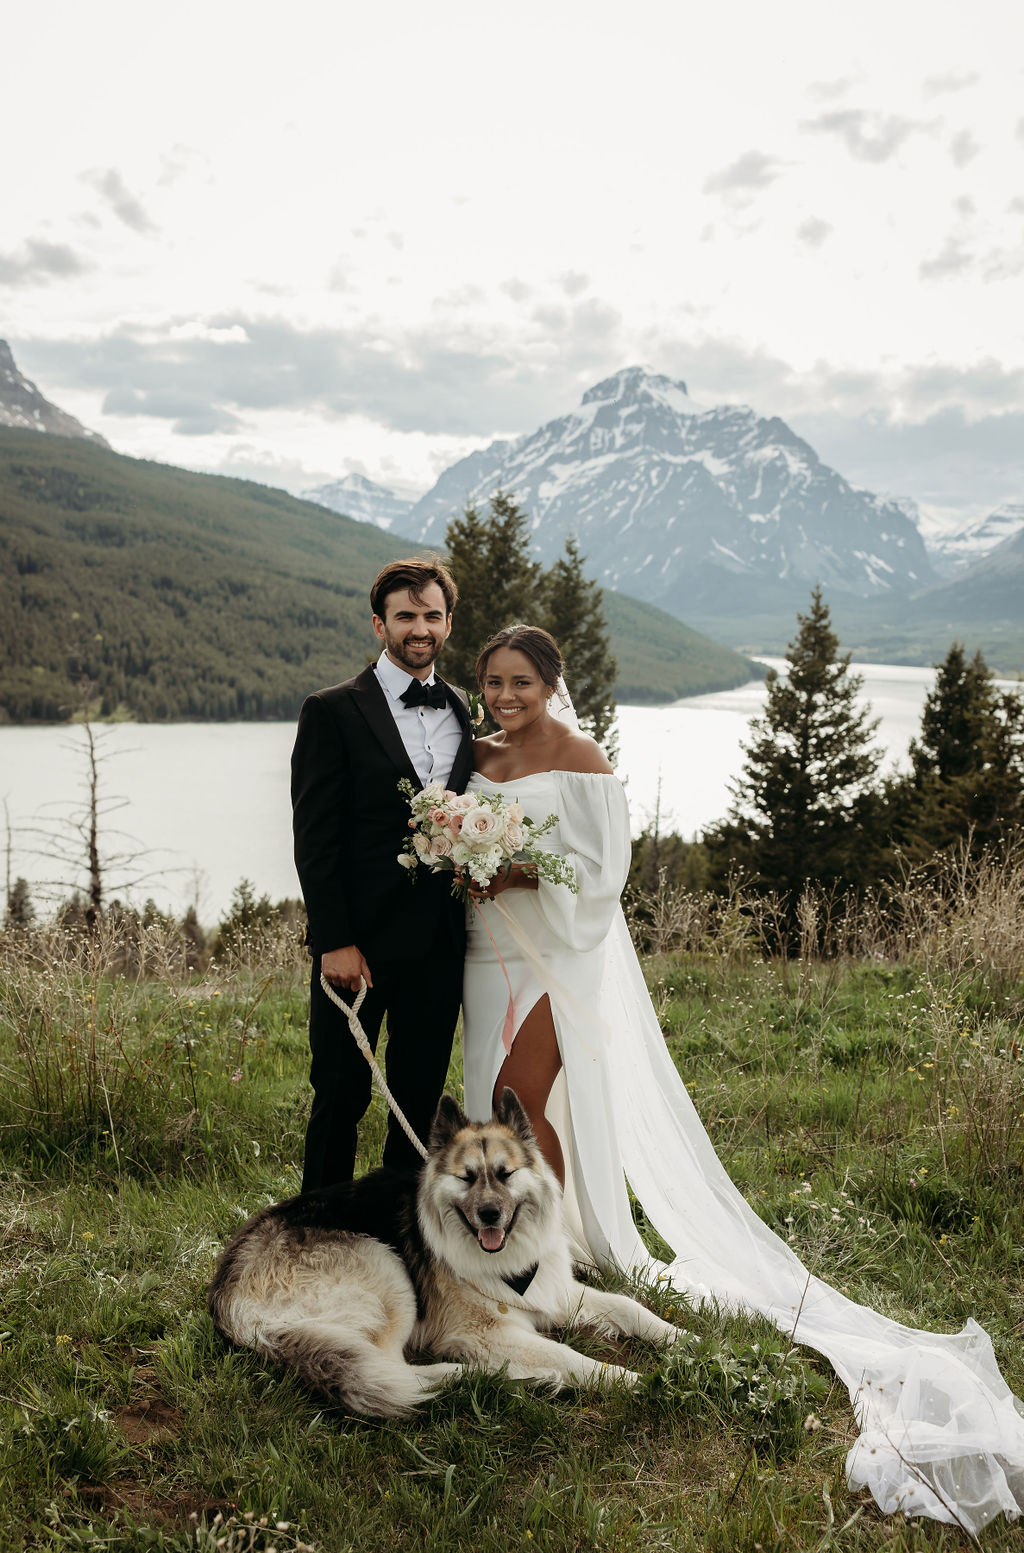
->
[290,664,474,962]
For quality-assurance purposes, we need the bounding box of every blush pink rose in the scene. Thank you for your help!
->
[461,807,503,844]
[503,820,524,852]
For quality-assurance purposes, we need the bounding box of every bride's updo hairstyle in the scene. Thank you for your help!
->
[475,624,564,692]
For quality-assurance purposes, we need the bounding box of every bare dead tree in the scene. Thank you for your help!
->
[83,720,102,928]
[20,710,174,927]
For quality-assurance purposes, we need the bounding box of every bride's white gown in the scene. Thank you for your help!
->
[463,770,1024,1533]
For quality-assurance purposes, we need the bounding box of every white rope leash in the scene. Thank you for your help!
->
[318,973,429,1161]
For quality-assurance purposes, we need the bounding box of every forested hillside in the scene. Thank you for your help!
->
[0,430,756,722]
[0,430,403,720]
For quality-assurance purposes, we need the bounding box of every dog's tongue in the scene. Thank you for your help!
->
[478,1225,506,1252]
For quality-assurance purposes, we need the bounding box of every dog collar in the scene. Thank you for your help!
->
[502,1263,539,1297]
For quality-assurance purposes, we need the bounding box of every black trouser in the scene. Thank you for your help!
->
[301,951,463,1191]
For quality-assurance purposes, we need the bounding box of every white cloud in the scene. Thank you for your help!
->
[796,217,832,249]
[82,168,156,234]
[920,236,975,281]
[167,322,250,344]
[949,130,980,167]
[0,238,90,286]
[801,109,923,163]
[704,151,787,195]
[923,71,980,98]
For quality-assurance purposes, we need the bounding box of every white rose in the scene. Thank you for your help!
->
[507,801,524,823]
[461,807,504,845]
[421,782,445,803]
[412,832,432,859]
[429,835,453,860]
[397,851,417,870]
[503,820,524,853]
[451,841,472,866]
[447,793,477,814]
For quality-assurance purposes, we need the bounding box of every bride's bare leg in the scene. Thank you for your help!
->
[494,996,565,1186]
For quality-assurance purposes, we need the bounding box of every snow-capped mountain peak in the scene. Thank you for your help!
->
[910,500,1024,576]
[581,365,708,417]
[303,471,416,531]
[407,365,933,618]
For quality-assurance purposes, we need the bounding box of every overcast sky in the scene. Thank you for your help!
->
[4,0,1023,530]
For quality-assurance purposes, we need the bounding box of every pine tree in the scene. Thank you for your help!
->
[540,534,617,749]
[705,588,882,912]
[6,876,35,929]
[888,644,1024,854]
[982,687,1024,836]
[442,492,541,692]
[910,645,994,784]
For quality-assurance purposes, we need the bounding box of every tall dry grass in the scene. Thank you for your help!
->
[629,839,1024,1192]
[0,913,307,1178]
[629,836,1024,985]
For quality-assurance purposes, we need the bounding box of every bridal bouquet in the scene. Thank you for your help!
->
[397,778,578,900]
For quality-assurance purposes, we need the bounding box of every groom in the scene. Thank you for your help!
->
[290,557,474,1190]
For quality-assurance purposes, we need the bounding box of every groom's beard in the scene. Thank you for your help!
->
[382,629,445,673]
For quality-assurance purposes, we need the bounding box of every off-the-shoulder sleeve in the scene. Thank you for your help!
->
[533,771,631,953]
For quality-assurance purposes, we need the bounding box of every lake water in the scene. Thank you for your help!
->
[1,661,1015,924]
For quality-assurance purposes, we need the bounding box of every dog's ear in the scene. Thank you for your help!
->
[494,1087,536,1143]
[429,1093,470,1150]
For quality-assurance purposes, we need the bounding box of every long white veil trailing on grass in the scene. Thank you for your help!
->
[594,908,1024,1532]
[491,671,1024,1533]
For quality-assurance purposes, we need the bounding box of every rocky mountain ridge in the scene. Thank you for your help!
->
[916,502,1024,576]
[0,340,109,446]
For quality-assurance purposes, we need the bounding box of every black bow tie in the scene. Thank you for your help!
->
[401,678,447,710]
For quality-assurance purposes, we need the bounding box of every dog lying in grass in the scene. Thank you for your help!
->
[209,1089,682,1416]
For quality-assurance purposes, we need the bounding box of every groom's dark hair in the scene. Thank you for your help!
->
[370,557,458,618]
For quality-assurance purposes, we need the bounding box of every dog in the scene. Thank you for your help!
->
[208,1088,683,1416]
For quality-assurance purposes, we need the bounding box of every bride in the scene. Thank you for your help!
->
[462,623,1024,1535]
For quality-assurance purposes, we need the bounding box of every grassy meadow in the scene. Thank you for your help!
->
[1,869,1022,1552]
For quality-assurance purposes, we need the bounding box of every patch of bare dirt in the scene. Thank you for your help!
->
[78,1480,235,1534]
[114,1394,184,1446]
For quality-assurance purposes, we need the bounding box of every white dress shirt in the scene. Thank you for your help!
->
[374,651,463,787]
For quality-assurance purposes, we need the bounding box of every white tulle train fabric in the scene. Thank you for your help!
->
[462,770,1024,1533]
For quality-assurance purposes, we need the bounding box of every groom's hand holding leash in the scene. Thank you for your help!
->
[322,945,374,992]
